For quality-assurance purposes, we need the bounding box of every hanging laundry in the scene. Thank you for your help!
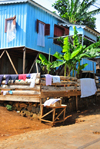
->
[26,73,37,88]
[45,74,52,86]
[18,74,26,81]
[80,78,97,98]
[52,76,60,83]
[26,74,31,78]
[30,73,37,87]
[5,75,11,85]
[0,75,4,86]
[10,75,18,83]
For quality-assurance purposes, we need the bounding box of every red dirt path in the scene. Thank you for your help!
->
[0,106,51,141]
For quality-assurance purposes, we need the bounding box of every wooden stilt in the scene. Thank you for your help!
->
[52,109,55,123]
[23,48,26,74]
[29,53,39,73]
[36,62,39,73]
[5,50,18,74]
[76,96,78,111]
[0,50,5,59]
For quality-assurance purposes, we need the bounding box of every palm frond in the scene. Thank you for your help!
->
[88,8,100,16]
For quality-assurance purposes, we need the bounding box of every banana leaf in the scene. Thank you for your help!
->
[39,54,48,64]
[53,52,64,60]
[51,60,65,68]
[70,45,83,59]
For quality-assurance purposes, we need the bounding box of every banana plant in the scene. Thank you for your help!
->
[52,26,100,77]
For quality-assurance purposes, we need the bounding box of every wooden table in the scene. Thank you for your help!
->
[40,104,67,126]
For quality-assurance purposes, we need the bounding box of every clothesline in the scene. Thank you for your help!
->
[0,73,37,87]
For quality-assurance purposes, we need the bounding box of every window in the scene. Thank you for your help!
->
[5,16,16,42]
[36,19,50,47]
[5,16,16,33]
[54,24,69,45]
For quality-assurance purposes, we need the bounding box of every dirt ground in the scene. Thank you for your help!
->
[1,101,100,149]
[1,100,100,142]
[0,106,51,141]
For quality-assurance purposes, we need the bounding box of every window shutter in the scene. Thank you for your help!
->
[54,25,64,36]
[36,19,39,33]
[45,24,50,35]
[64,28,69,35]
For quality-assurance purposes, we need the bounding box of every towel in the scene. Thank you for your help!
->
[26,73,37,88]
[10,75,18,83]
[30,73,37,88]
[45,74,52,86]
[80,78,97,98]
[0,75,3,86]
[52,76,60,83]
[44,98,61,106]
[18,74,26,81]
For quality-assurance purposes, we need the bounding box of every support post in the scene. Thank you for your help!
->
[76,96,78,111]
[6,50,18,74]
[28,53,39,73]
[0,50,5,59]
[36,62,39,73]
[23,48,26,74]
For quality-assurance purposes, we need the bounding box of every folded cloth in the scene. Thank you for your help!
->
[80,78,97,98]
[45,74,52,86]
[10,75,18,83]
[52,76,60,83]
[44,98,61,106]
[5,75,11,85]
[18,74,26,81]
[8,90,13,94]
[0,75,4,86]
[3,91,8,96]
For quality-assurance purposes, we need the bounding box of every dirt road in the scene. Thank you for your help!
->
[1,105,100,148]
[1,112,100,149]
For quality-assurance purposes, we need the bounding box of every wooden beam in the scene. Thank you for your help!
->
[0,95,40,102]
[5,50,18,74]
[36,62,39,73]
[76,96,78,111]
[23,48,26,74]
[0,50,5,59]
[29,53,39,73]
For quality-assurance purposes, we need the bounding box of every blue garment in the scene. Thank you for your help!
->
[26,74,31,78]
[10,75,18,83]
[0,75,3,86]
[8,90,13,94]
[5,75,11,85]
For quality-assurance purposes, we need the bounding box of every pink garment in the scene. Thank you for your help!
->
[18,74,26,81]
[46,74,52,86]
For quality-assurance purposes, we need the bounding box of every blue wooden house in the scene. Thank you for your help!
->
[0,0,100,74]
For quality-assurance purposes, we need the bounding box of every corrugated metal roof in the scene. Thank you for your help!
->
[0,0,27,4]
[58,23,100,37]
[0,0,70,24]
